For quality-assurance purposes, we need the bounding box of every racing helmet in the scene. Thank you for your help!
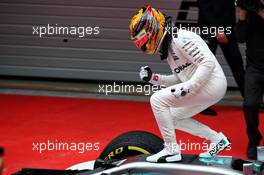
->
[129,5,166,54]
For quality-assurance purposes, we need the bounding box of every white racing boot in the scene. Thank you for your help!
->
[146,143,182,163]
[199,132,230,158]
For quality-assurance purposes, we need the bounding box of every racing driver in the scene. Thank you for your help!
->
[129,5,230,163]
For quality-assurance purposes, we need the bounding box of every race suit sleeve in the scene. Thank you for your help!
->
[176,37,216,92]
[149,73,181,87]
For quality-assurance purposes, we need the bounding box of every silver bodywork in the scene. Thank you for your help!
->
[92,161,243,175]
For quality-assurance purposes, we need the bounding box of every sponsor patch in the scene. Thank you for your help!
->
[174,62,192,73]
[182,41,192,49]
[188,46,199,56]
[194,54,205,63]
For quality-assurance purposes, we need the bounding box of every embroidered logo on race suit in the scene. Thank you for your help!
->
[208,139,227,156]
[173,56,179,60]
[194,54,205,63]
[170,52,179,60]
[188,46,199,56]
[185,43,195,52]
[170,45,179,60]
[171,87,190,98]
[182,41,192,49]
[180,87,190,96]
[174,62,192,73]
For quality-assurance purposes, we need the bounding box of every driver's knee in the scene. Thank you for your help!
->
[150,91,169,112]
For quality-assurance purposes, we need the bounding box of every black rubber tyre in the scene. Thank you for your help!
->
[94,131,163,168]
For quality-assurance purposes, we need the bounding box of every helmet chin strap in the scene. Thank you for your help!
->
[159,16,175,60]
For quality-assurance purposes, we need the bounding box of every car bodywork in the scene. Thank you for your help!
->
[14,154,264,175]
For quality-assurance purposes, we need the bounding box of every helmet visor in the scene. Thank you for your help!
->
[132,29,149,49]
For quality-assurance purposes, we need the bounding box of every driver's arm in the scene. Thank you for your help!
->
[149,73,181,87]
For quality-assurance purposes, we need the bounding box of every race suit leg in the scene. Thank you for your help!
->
[170,105,218,140]
[150,76,227,152]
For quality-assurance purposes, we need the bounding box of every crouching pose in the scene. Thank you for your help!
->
[129,5,230,163]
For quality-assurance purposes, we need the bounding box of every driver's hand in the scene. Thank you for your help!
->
[139,66,153,82]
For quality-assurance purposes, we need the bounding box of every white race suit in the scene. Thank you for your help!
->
[149,29,227,147]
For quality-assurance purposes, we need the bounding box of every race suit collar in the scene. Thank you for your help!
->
[159,16,175,60]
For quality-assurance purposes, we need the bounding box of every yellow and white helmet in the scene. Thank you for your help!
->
[129,5,166,54]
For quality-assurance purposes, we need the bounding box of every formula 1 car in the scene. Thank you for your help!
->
[14,131,264,175]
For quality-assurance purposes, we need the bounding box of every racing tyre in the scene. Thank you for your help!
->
[94,131,163,168]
